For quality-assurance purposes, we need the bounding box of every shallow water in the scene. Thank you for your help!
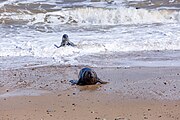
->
[0,0,180,69]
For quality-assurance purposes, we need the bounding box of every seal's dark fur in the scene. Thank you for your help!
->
[54,34,76,48]
[77,68,108,85]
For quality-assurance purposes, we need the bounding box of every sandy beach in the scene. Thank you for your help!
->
[0,0,180,119]
[0,66,180,120]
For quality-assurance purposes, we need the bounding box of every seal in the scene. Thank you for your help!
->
[77,68,108,85]
[54,34,76,48]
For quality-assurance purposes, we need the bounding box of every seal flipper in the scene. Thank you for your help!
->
[97,77,108,84]
[54,44,61,48]
[69,80,78,85]
[67,41,76,47]
[77,78,84,85]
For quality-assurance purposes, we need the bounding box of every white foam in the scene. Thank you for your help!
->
[0,1,180,68]
[0,23,180,60]
[0,0,18,7]
[126,0,145,1]
[0,7,180,25]
[46,7,180,25]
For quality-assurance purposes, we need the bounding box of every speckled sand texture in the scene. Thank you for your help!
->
[0,66,180,120]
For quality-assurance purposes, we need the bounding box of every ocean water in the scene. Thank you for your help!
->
[0,0,180,70]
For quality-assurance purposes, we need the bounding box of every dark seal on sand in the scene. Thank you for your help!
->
[54,34,76,48]
[77,68,108,85]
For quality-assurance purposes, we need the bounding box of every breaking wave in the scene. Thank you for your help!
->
[0,6,180,25]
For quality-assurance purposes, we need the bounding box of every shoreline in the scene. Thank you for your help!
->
[1,65,180,100]
[0,65,180,119]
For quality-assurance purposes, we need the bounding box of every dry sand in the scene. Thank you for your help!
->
[0,66,180,120]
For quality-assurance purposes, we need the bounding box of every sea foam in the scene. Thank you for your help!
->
[0,7,180,25]
[0,0,180,68]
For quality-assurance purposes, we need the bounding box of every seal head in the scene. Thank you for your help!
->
[62,34,68,39]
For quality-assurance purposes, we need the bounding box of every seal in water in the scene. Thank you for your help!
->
[54,34,76,48]
[77,68,108,85]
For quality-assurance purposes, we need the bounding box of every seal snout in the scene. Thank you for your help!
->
[86,71,93,78]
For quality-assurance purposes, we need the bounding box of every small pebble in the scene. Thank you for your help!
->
[163,82,167,85]
[91,111,95,113]
[144,116,148,119]
[115,117,130,120]
[46,109,56,113]
[32,68,35,70]
[95,117,100,119]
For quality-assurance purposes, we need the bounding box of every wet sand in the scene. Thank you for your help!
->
[0,66,180,120]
